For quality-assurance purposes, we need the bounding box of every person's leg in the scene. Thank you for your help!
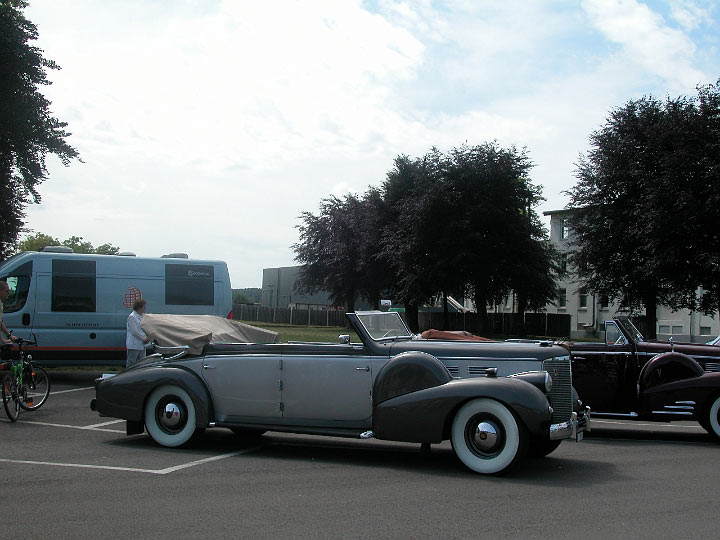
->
[126,349,141,368]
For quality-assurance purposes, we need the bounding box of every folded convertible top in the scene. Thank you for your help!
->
[141,314,278,355]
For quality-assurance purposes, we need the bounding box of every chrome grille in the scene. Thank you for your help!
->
[705,362,720,373]
[542,356,573,423]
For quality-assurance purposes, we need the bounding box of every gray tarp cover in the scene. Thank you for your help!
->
[141,314,278,355]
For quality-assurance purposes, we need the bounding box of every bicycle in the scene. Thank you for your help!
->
[1,337,51,422]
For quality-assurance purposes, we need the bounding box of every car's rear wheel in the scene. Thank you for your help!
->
[450,398,526,475]
[144,385,200,447]
[528,439,562,458]
[704,394,720,442]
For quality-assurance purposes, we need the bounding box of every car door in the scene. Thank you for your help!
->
[201,351,282,422]
[571,320,635,412]
[281,344,372,423]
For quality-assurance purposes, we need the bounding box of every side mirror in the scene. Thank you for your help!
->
[338,334,350,345]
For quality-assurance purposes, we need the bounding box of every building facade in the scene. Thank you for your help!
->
[544,209,719,343]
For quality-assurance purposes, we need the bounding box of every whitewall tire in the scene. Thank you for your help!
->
[145,385,198,447]
[706,395,720,442]
[451,398,526,475]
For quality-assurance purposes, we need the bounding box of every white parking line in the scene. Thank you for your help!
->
[84,419,125,428]
[0,445,264,475]
[0,418,124,433]
[51,386,94,395]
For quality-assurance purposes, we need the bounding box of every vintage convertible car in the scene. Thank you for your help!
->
[91,311,589,474]
[566,316,720,440]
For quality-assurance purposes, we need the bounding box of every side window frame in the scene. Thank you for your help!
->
[605,320,627,346]
[51,259,97,313]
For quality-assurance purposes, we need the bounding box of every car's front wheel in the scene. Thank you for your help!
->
[144,385,201,447]
[450,398,526,475]
[703,394,720,442]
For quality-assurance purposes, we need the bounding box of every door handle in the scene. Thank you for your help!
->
[203,365,216,370]
[356,366,370,372]
[22,313,30,326]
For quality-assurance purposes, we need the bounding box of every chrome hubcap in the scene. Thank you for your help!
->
[160,402,183,429]
[473,421,499,452]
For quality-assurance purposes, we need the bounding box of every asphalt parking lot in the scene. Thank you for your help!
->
[2,375,719,540]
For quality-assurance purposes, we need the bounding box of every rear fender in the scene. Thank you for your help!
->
[638,352,704,395]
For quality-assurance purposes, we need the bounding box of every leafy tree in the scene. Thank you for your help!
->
[566,85,720,338]
[0,1,80,259]
[16,231,59,251]
[17,232,120,255]
[232,291,252,305]
[294,194,366,313]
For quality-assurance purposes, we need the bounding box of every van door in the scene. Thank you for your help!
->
[1,261,35,340]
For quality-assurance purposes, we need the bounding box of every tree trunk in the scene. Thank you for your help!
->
[474,282,489,335]
[516,290,528,337]
[405,302,420,333]
[346,292,355,316]
[442,291,449,330]
[643,284,658,340]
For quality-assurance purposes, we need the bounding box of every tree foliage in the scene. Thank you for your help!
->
[17,232,119,254]
[0,1,80,258]
[566,80,720,338]
[294,143,559,334]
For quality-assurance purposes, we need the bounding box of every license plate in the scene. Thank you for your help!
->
[576,431,584,441]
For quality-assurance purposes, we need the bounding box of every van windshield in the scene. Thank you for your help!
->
[1,261,32,313]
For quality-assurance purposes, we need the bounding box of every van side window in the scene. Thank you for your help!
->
[165,264,214,306]
[1,261,32,313]
[52,259,96,312]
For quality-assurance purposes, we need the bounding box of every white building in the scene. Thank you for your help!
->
[544,209,718,343]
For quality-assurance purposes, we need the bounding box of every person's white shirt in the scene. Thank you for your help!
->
[126,310,148,350]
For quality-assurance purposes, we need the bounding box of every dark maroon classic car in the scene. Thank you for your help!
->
[566,316,720,440]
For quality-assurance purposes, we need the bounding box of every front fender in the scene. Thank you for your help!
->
[95,365,212,428]
[372,377,552,444]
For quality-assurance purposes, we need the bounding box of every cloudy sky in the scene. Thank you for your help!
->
[23,0,720,286]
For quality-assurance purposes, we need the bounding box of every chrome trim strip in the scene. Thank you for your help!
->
[675,401,696,405]
[437,356,539,362]
[593,411,639,418]
[652,410,693,416]
[663,405,694,410]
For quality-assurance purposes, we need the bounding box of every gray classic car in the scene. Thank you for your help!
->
[91,311,589,475]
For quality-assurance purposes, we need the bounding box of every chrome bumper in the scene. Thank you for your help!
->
[549,406,591,441]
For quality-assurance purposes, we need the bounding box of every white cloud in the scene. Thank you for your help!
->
[21,0,719,285]
[581,0,706,91]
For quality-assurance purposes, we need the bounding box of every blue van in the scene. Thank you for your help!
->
[0,249,232,365]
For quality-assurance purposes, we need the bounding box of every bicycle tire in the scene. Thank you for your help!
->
[20,365,50,411]
[2,373,21,422]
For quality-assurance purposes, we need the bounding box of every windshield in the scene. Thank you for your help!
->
[356,312,412,340]
[618,317,644,342]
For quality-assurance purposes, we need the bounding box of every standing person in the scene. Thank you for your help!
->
[126,298,150,367]
[0,281,18,345]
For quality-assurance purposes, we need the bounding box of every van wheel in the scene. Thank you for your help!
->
[704,394,720,442]
[450,398,526,475]
[144,385,201,447]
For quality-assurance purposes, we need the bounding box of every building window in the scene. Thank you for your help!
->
[165,264,214,306]
[671,325,683,335]
[700,326,712,336]
[560,219,570,240]
[560,253,568,273]
[599,294,609,310]
[52,259,96,312]
[578,288,588,309]
[558,288,567,308]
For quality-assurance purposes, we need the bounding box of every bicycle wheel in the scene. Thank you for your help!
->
[20,365,50,411]
[2,373,21,422]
